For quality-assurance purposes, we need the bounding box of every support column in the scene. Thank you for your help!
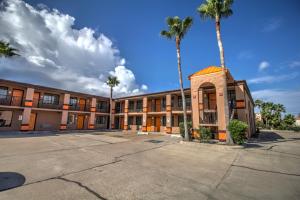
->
[142,97,148,132]
[21,88,34,131]
[166,94,172,134]
[124,100,129,130]
[110,100,115,129]
[88,97,96,129]
[60,93,70,130]
[216,72,230,142]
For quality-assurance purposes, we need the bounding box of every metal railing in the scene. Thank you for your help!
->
[0,95,23,107]
[69,103,88,111]
[172,105,191,111]
[200,111,218,124]
[96,107,109,113]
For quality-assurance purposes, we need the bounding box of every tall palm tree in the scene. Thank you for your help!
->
[161,16,193,141]
[197,0,233,68]
[0,41,19,57]
[106,76,120,129]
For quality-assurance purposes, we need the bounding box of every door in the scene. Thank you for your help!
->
[77,115,84,129]
[208,93,216,110]
[29,113,36,131]
[147,117,152,132]
[120,117,124,129]
[155,99,161,112]
[33,92,40,107]
[79,99,86,111]
[11,89,23,106]
[155,117,161,132]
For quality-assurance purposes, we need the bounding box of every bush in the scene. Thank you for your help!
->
[228,120,248,145]
[198,127,212,142]
[291,126,300,132]
[179,121,193,138]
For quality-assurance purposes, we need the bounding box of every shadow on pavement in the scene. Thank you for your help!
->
[0,172,26,191]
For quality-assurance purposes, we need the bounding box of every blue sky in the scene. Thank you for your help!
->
[1,0,300,114]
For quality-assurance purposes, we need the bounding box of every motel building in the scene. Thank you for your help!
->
[0,66,256,140]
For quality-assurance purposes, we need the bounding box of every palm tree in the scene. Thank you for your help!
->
[197,0,233,68]
[160,16,193,141]
[0,41,19,57]
[106,76,120,129]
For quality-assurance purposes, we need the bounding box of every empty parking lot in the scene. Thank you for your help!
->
[0,130,299,200]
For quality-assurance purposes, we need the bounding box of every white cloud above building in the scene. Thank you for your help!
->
[0,0,147,97]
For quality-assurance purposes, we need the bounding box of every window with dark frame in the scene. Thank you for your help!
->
[0,87,8,98]
[136,100,142,111]
[162,116,166,126]
[96,116,106,124]
[129,101,134,111]
[43,93,59,105]
[178,96,182,107]
[69,97,77,105]
[128,116,134,125]
[136,116,142,125]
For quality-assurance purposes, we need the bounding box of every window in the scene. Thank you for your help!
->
[0,87,8,99]
[178,115,184,124]
[129,101,134,111]
[162,116,166,126]
[43,94,59,105]
[128,116,134,125]
[136,116,142,125]
[228,90,236,109]
[69,97,77,105]
[186,95,191,107]
[178,96,182,107]
[171,96,175,107]
[0,111,12,127]
[171,116,175,127]
[115,102,121,113]
[136,100,142,110]
[97,101,108,110]
[67,113,75,124]
[96,116,106,124]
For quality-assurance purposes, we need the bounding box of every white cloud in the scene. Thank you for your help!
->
[258,61,270,71]
[248,73,299,84]
[252,89,300,115]
[289,61,300,68]
[0,0,147,97]
[262,18,282,32]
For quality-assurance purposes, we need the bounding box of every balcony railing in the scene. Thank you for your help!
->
[172,105,191,111]
[115,107,124,113]
[69,103,88,111]
[200,110,218,124]
[96,107,109,113]
[0,95,23,107]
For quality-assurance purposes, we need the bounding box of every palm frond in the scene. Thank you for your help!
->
[160,30,173,39]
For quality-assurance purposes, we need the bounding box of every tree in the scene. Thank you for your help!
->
[0,41,19,57]
[106,76,120,129]
[197,0,233,68]
[282,114,295,127]
[160,16,193,141]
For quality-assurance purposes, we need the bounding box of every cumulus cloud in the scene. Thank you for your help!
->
[0,0,147,97]
[252,89,300,115]
[248,73,299,84]
[258,61,270,71]
[289,61,300,68]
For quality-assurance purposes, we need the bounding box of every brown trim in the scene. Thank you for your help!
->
[24,100,33,107]
[218,130,226,142]
[90,107,96,112]
[236,99,245,109]
[88,124,95,129]
[124,125,128,130]
[63,104,69,110]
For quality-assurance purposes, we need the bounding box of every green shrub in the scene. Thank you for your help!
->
[228,120,248,145]
[179,121,193,138]
[291,126,300,132]
[198,126,212,142]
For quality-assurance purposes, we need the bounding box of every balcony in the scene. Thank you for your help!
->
[96,107,109,113]
[33,98,61,109]
[0,95,23,107]
[200,110,218,125]
[69,103,88,111]
[172,105,191,111]
[115,107,124,113]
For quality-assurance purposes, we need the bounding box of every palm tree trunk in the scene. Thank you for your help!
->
[176,37,189,141]
[215,16,225,68]
[109,87,113,129]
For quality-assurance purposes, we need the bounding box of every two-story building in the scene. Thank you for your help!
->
[0,66,256,141]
